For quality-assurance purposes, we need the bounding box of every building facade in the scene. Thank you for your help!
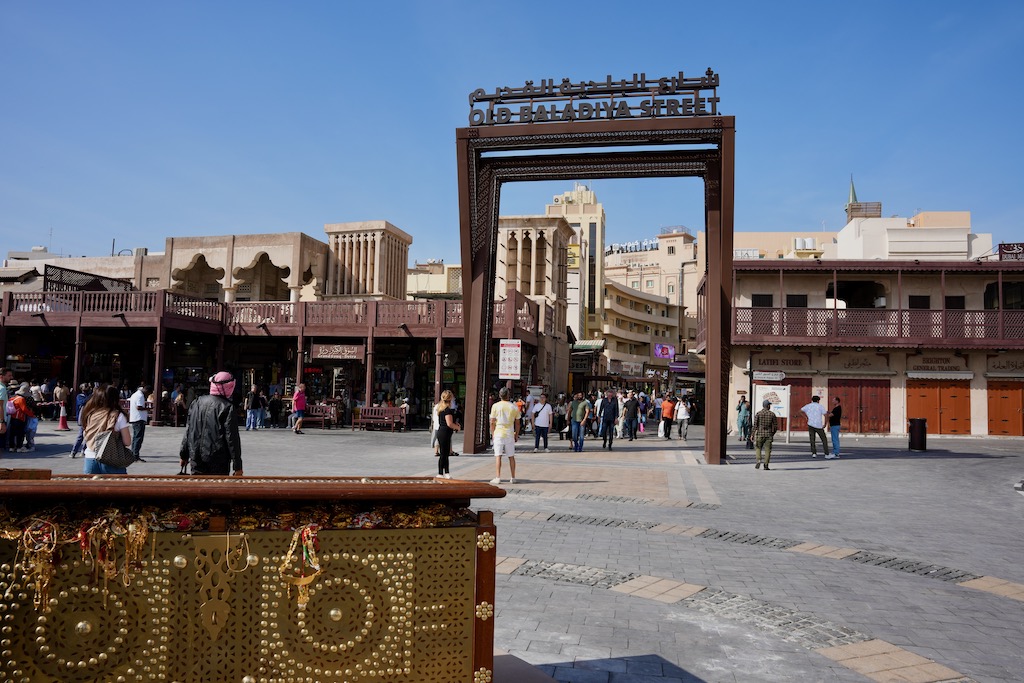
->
[720,204,1023,437]
[544,183,606,341]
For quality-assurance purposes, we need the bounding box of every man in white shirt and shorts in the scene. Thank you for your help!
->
[489,387,520,484]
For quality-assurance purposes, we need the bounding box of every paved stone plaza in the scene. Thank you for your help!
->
[6,422,1023,682]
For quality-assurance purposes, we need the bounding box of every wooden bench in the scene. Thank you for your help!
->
[300,403,337,429]
[352,406,406,432]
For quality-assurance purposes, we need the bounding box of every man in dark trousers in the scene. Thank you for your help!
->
[599,389,620,450]
[622,390,639,441]
[752,399,779,470]
[180,371,243,476]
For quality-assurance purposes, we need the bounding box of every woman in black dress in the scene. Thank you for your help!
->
[435,389,460,479]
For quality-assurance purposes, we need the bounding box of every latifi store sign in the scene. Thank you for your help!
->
[469,70,721,126]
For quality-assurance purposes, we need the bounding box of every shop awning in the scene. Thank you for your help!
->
[906,371,974,380]
[571,339,606,353]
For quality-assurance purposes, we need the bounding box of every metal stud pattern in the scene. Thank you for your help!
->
[0,528,479,682]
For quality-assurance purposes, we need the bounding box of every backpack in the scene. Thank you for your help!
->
[4,400,15,416]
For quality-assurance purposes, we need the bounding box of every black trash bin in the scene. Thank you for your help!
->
[908,417,927,452]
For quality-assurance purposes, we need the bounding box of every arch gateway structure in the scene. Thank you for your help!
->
[456,70,735,464]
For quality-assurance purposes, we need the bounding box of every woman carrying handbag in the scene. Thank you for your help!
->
[81,384,133,475]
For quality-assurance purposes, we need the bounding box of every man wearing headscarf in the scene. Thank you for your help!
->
[179,371,243,476]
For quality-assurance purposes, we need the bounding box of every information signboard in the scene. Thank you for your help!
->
[499,339,522,380]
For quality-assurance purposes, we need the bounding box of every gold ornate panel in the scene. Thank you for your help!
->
[0,527,478,683]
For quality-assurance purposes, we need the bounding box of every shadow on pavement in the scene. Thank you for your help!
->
[536,654,708,682]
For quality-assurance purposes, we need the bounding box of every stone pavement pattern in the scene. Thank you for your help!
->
[6,422,1024,682]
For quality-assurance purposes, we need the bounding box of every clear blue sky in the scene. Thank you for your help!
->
[2,1,1022,263]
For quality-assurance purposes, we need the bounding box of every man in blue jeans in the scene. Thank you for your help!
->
[569,391,591,452]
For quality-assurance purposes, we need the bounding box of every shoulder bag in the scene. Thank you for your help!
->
[96,415,135,469]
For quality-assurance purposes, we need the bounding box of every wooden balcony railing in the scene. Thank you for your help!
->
[165,292,223,322]
[731,307,1024,346]
[3,291,548,339]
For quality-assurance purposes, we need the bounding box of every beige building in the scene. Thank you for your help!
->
[600,279,680,377]
[322,221,412,300]
[605,228,700,351]
[722,198,1024,437]
[494,215,575,388]
[406,260,462,298]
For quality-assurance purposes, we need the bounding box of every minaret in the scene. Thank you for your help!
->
[845,175,880,223]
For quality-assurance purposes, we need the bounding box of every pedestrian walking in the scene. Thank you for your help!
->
[531,393,553,452]
[0,367,13,452]
[70,383,92,457]
[752,399,779,470]
[489,387,520,484]
[736,396,751,442]
[292,383,307,434]
[622,391,639,440]
[800,395,831,458]
[660,393,675,439]
[828,396,843,458]
[129,383,150,462]
[434,389,460,479]
[244,384,260,430]
[569,391,592,452]
[180,371,243,476]
[599,389,619,450]
[80,384,133,475]
[676,395,691,440]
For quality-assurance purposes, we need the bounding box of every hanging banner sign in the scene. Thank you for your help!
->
[499,339,522,380]
[998,243,1024,261]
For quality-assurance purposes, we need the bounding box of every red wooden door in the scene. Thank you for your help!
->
[987,381,1023,436]
[859,379,891,433]
[827,379,860,431]
[906,380,940,434]
[828,378,890,433]
[940,381,971,434]
[785,378,812,432]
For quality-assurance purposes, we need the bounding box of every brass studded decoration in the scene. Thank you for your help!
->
[476,532,495,552]
[0,508,483,682]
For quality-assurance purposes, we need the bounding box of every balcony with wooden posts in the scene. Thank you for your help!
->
[693,259,1024,352]
[1,289,544,343]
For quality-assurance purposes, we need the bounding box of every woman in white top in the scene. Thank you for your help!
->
[81,384,132,475]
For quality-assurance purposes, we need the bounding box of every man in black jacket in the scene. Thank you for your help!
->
[179,371,243,476]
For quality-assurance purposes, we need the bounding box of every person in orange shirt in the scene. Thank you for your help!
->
[660,393,676,440]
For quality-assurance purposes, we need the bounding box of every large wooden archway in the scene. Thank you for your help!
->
[456,111,734,464]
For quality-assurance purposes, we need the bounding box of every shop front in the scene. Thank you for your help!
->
[986,352,1024,435]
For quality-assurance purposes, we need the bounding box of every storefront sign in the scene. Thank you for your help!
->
[907,355,966,373]
[311,344,364,361]
[988,355,1024,374]
[669,361,689,373]
[621,361,643,375]
[998,243,1024,261]
[569,355,591,373]
[829,353,889,372]
[499,339,522,380]
[755,355,808,370]
[753,371,785,381]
